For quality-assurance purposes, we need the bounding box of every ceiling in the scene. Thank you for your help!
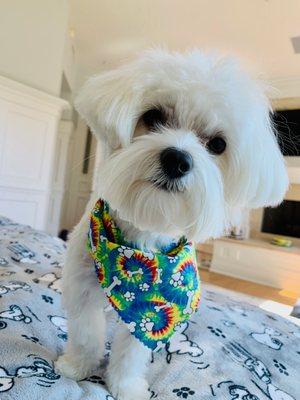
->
[70,0,300,88]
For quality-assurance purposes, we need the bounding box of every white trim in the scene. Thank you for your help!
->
[0,75,70,117]
[0,185,66,196]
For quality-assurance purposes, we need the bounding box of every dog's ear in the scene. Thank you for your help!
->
[242,108,288,208]
[75,64,142,150]
[250,112,289,208]
[224,83,289,210]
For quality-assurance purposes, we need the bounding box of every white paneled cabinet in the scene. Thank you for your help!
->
[211,238,300,295]
[0,76,71,235]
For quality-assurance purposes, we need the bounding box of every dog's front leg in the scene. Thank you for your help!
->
[106,322,151,400]
[56,293,106,381]
[56,213,106,380]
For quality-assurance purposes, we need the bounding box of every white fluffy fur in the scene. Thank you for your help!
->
[56,49,288,400]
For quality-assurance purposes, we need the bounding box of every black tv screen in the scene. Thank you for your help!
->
[262,200,300,238]
[272,109,300,156]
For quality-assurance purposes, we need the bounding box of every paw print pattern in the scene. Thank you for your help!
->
[139,283,150,291]
[117,246,134,259]
[143,251,154,260]
[42,295,53,304]
[168,255,179,264]
[207,326,226,338]
[140,318,154,332]
[84,375,105,385]
[21,334,40,344]
[170,272,184,287]
[99,235,106,242]
[24,269,34,274]
[127,322,136,333]
[58,333,68,341]
[124,291,135,302]
[273,359,289,375]
[51,261,63,268]
[173,387,195,398]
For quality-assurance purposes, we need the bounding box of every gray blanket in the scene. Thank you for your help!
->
[0,217,299,400]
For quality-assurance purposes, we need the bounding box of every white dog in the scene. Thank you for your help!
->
[56,49,288,400]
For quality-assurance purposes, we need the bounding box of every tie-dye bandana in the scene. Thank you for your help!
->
[88,199,201,351]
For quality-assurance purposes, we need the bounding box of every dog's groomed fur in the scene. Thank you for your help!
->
[56,49,288,400]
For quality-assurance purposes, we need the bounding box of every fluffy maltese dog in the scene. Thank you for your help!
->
[56,49,288,400]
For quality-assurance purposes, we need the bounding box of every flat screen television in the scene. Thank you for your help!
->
[262,200,300,238]
[272,109,300,156]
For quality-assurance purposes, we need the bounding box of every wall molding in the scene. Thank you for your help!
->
[0,75,70,117]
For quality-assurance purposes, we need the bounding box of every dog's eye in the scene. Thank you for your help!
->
[142,108,167,129]
[207,136,226,155]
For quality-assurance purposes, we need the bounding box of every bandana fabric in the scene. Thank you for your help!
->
[88,199,201,351]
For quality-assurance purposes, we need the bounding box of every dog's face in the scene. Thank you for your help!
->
[76,49,288,242]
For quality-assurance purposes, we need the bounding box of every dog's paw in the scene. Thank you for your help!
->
[108,377,150,400]
[55,354,90,381]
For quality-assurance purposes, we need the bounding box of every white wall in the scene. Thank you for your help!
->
[63,32,76,92]
[60,118,97,231]
[70,0,300,89]
[0,0,69,96]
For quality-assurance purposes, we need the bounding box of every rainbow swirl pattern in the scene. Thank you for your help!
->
[88,199,201,351]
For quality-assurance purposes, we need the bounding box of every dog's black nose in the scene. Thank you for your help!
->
[160,147,193,179]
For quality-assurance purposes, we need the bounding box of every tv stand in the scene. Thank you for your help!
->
[210,237,300,295]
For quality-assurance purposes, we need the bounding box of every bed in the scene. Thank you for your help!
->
[0,216,299,400]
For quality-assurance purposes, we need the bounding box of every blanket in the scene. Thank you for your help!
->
[0,216,299,400]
